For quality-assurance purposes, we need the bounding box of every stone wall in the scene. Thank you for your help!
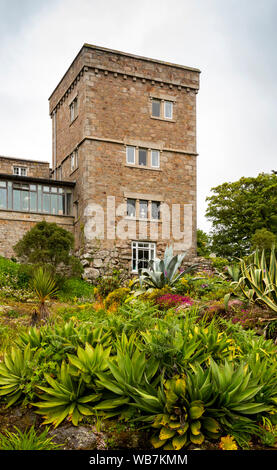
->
[0,156,50,178]
[0,211,74,258]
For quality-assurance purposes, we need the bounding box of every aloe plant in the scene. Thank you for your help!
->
[138,245,198,289]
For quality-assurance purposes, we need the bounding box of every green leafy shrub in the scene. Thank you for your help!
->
[57,277,95,302]
[0,426,61,450]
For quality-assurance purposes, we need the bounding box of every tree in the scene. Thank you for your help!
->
[13,221,83,277]
[196,229,211,257]
[251,228,277,252]
[206,173,277,259]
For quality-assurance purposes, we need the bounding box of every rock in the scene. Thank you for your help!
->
[83,267,100,279]
[93,258,103,268]
[49,424,98,450]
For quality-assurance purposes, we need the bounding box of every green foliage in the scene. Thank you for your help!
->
[206,172,277,259]
[0,345,37,407]
[13,221,83,277]
[0,426,61,450]
[139,246,197,289]
[33,361,101,427]
[197,229,211,257]
[57,277,95,302]
[251,228,277,253]
[234,247,277,312]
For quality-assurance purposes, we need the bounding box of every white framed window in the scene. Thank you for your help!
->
[69,97,78,122]
[139,200,148,219]
[132,241,156,272]
[126,199,161,220]
[151,98,173,120]
[126,146,160,169]
[164,100,173,119]
[126,146,135,165]
[151,150,160,168]
[151,201,161,220]
[13,166,27,176]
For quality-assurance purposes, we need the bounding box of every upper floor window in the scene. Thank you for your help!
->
[151,98,173,120]
[13,166,27,176]
[126,198,161,220]
[126,146,160,169]
[70,150,78,172]
[69,97,78,123]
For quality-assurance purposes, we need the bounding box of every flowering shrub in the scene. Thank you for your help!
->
[155,293,193,310]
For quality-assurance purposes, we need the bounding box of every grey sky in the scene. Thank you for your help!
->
[0,0,276,232]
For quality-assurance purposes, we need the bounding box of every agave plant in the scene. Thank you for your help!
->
[33,361,101,427]
[68,342,112,383]
[230,247,277,313]
[138,245,198,290]
[30,267,59,321]
[132,375,220,450]
[0,344,36,407]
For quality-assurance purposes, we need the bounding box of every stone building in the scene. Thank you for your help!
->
[0,44,200,278]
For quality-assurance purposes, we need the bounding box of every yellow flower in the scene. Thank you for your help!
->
[219,435,238,450]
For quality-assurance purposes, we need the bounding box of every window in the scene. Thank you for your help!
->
[138,148,147,166]
[132,241,156,272]
[127,198,136,217]
[69,97,78,122]
[139,200,148,219]
[151,98,173,120]
[13,166,27,176]
[126,199,161,220]
[151,99,161,117]
[0,181,72,215]
[164,101,173,119]
[126,146,135,165]
[70,150,78,172]
[126,146,160,169]
[151,201,161,220]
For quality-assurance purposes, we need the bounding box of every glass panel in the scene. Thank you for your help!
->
[58,188,64,194]
[20,168,27,176]
[138,148,147,166]
[0,188,7,209]
[22,190,29,211]
[51,186,58,193]
[51,194,58,214]
[126,146,135,164]
[151,150,160,168]
[139,200,148,218]
[152,99,161,117]
[8,182,12,209]
[164,101,173,119]
[58,194,64,215]
[30,191,37,212]
[0,181,6,188]
[151,201,161,220]
[43,193,50,213]
[30,185,36,191]
[66,193,72,215]
[13,189,21,211]
[127,199,136,217]
[37,185,42,212]
[43,186,50,192]
[13,167,19,175]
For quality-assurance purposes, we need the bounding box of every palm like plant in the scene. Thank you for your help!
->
[30,267,59,321]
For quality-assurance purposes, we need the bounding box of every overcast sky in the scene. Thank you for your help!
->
[0,0,276,232]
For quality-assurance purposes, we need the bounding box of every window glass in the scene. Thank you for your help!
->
[132,241,156,272]
[0,181,6,188]
[152,99,161,117]
[0,188,7,209]
[138,148,147,166]
[43,193,50,213]
[43,186,50,193]
[164,101,173,119]
[139,200,148,218]
[126,146,135,164]
[7,182,12,209]
[51,194,58,214]
[151,201,161,220]
[66,192,72,215]
[30,191,37,212]
[22,190,29,211]
[13,189,21,211]
[127,198,136,217]
[151,150,160,168]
